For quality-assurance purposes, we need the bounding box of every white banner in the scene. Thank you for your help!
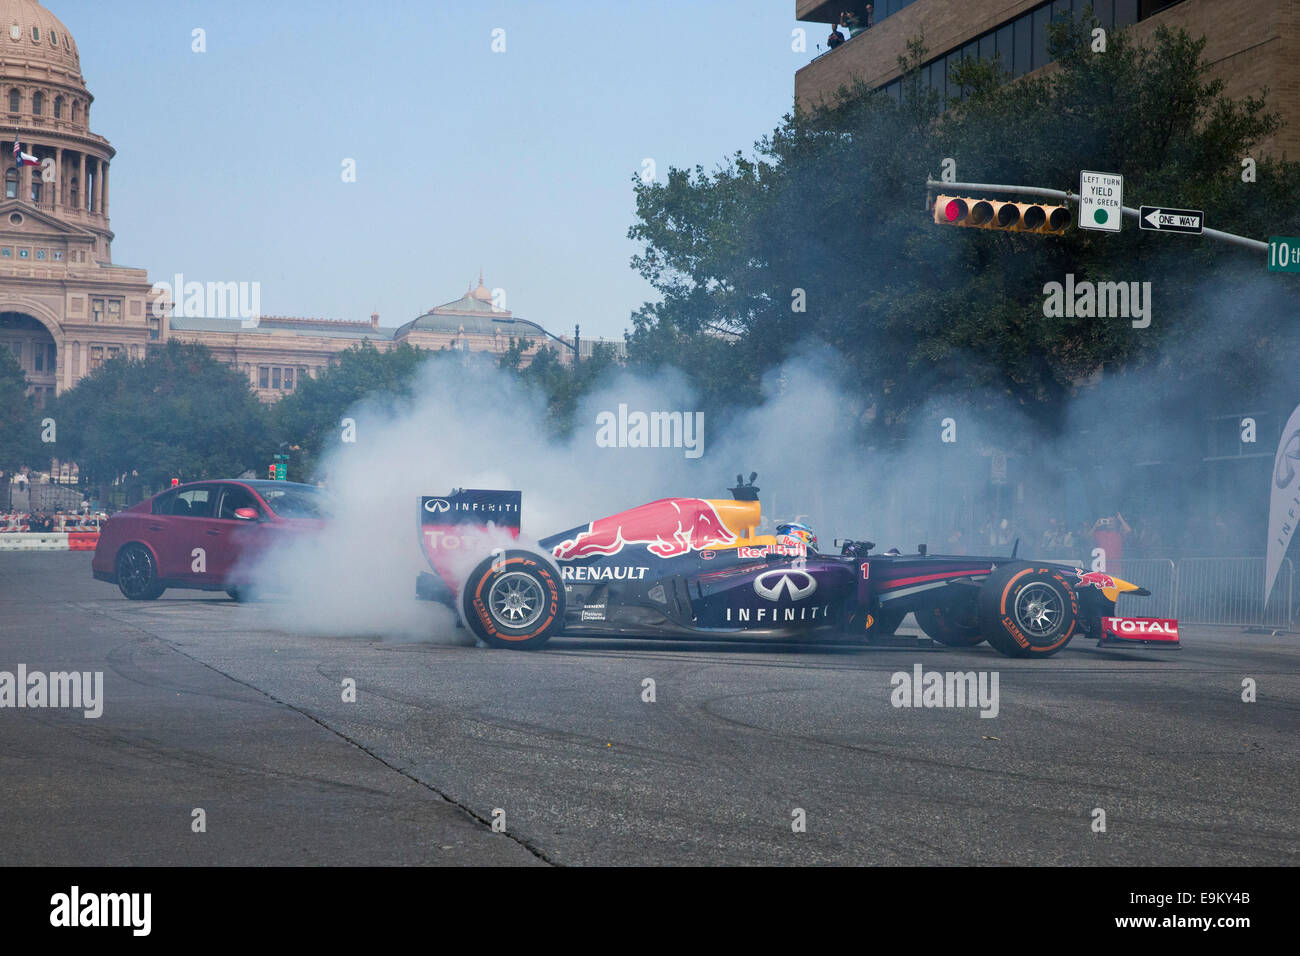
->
[1266,404,1300,603]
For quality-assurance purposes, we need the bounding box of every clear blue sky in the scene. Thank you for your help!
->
[57,0,819,340]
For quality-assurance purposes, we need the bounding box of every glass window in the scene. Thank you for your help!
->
[944,51,961,100]
[47,344,54,367]
[108,299,121,320]
[1114,0,1138,26]
[258,366,269,388]
[283,367,294,390]
[169,488,213,518]
[1032,6,1051,70]
[7,88,17,112]
[34,346,43,371]
[53,96,61,118]
[978,32,996,63]
[31,91,42,114]
[1053,0,1072,23]
[1092,0,1115,27]
[91,298,104,322]
[217,485,260,520]
[1,248,10,258]
[996,24,1013,72]
[53,250,62,260]
[962,40,977,64]
[17,247,28,258]
[3,169,13,199]
[257,485,330,519]
[89,346,103,370]
[271,367,281,389]
[1013,15,1032,74]
[35,249,45,259]
[31,26,38,42]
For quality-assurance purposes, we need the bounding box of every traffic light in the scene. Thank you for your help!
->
[268,463,276,479]
[934,194,1071,235]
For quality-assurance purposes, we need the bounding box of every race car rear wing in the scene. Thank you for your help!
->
[418,490,521,594]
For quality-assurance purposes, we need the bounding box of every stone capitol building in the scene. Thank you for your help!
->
[0,0,619,409]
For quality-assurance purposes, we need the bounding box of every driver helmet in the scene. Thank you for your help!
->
[775,521,818,553]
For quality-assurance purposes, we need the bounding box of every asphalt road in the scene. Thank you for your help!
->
[1,552,1296,866]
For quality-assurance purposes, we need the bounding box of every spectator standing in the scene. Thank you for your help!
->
[827,24,845,49]
[1091,512,1132,575]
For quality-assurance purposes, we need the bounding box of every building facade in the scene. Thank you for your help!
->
[0,0,160,409]
[164,276,601,402]
[0,1,622,408]
[796,0,1300,159]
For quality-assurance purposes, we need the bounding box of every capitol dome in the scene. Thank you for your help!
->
[0,0,83,77]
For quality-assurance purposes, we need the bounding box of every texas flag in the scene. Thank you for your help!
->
[13,140,39,168]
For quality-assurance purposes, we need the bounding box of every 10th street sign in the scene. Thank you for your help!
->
[1140,206,1204,235]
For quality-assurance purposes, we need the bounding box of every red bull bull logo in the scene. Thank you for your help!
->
[553,498,738,560]
[1075,569,1117,590]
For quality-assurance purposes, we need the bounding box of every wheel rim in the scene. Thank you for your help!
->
[487,572,544,630]
[119,546,154,596]
[1013,582,1062,637]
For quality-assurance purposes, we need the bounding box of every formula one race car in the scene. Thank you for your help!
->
[414,477,1179,658]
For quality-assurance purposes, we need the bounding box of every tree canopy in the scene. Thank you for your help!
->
[625,17,1300,438]
[50,339,272,490]
[0,344,40,476]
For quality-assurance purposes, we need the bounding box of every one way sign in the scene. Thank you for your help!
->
[1140,205,1204,234]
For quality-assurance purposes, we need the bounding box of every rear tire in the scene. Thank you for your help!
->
[978,564,1079,658]
[461,550,565,650]
[116,543,165,601]
[916,603,985,647]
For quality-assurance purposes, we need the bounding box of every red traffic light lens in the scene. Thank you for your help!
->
[944,199,967,222]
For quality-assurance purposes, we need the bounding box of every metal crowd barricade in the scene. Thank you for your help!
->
[1114,558,1177,620]
[1174,557,1294,627]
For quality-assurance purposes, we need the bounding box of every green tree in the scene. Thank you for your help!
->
[273,340,431,476]
[0,344,42,477]
[626,18,1300,438]
[52,340,272,495]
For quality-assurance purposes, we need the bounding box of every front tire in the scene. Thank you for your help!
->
[916,602,986,647]
[978,564,1079,658]
[461,550,565,650]
[117,543,165,601]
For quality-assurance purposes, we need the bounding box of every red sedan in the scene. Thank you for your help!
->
[92,480,327,600]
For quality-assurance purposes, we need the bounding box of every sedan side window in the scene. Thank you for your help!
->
[168,488,213,518]
[217,486,260,520]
